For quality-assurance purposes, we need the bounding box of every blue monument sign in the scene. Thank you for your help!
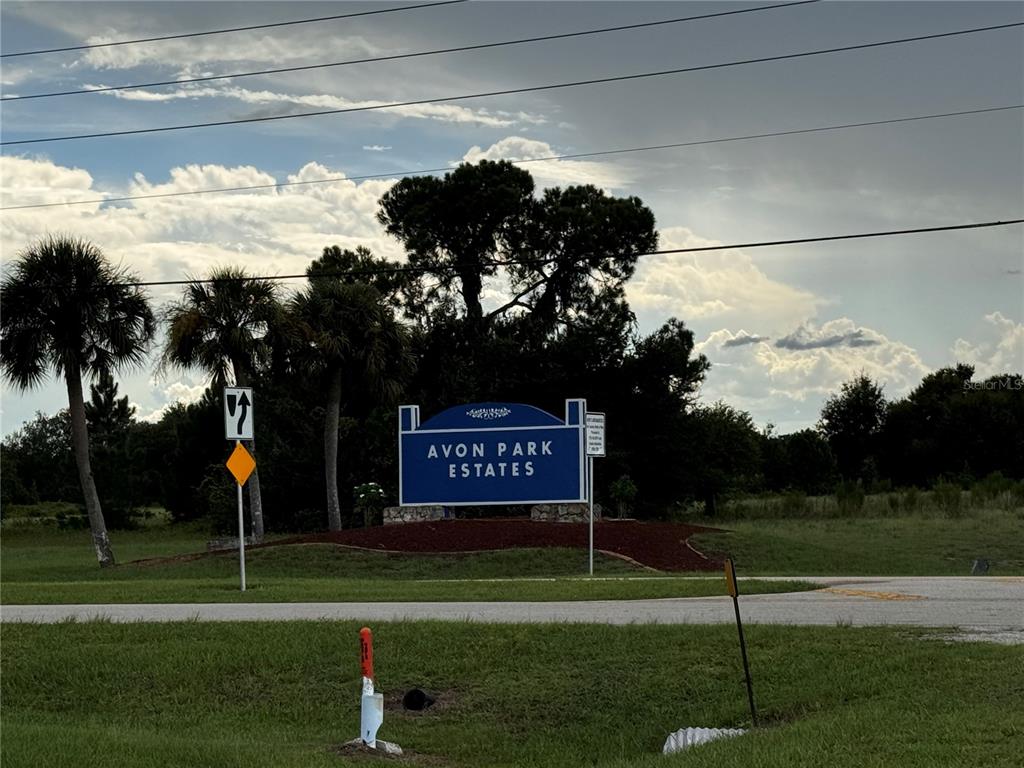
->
[399,400,587,506]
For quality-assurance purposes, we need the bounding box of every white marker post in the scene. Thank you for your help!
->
[585,412,606,576]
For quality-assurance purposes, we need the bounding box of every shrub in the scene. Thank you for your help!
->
[933,480,962,516]
[971,472,1014,507]
[835,481,865,515]
[609,475,638,519]
[901,487,919,512]
[780,490,808,516]
[353,482,386,527]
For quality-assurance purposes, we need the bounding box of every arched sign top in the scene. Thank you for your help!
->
[418,402,564,431]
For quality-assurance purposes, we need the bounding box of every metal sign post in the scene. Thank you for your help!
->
[588,456,595,575]
[237,472,246,592]
[225,387,256,592]
[585,412,605,576]
[725,558,757,727]
[225,441,255,591]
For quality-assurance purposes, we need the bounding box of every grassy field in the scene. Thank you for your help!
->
[0,528,811,603]
[2,620,1021,768]
[693,509,1024,576]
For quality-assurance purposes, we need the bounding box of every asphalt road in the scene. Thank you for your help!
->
[3,577,1021,641]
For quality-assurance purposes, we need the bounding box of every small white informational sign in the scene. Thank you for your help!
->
[223,387,254,441]
[586,412,606,457]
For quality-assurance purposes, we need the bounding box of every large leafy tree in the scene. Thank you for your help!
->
[162,266,282,539]
[377,160,535,326]
[818,374,887,482]
[0,235,155,566]
[290,247,411,530]
[505,185,657,341]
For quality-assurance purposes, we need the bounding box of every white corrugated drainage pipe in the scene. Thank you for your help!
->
[663,727,746,754]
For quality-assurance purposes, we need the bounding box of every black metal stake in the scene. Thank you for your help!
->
[725,558,757,727]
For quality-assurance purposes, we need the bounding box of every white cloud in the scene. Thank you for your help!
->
[627,227,823,334]
[0,156,406,304]
[0,155,100,208]
[78,31,382,71]
[90,83,545,128]
[695,320,931,431]
[951,312,1024,377]
[461,136,627,190]
[362,145,392,152]
[135,378,209,423]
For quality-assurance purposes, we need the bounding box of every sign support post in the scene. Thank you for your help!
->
[237,456,246,593]
[224,387,256,593]
[588,455,595,575]
[585,412,605,577]
[725,558,757,727]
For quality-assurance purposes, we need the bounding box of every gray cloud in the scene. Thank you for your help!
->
[776,328,881,351]
[723,334,768,348]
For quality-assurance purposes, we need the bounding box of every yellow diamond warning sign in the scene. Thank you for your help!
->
[226,442,256,486]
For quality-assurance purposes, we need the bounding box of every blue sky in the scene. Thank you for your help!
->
[1,0,1022,434]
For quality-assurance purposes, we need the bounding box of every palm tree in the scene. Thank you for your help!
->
[0,235,155,567]
[290,253,410,531]
[161,266,281,540]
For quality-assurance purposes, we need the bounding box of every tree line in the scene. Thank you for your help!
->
[2,161,1021,566]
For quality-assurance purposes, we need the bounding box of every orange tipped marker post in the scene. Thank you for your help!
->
[358,627,385,749]
[360,627,374,683]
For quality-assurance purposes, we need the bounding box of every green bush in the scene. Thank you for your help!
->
[609,475,638,519]
[971,472,1015,507]
[0,500,81,521]
[835,481,865,515]
[780,490,809,516]
[901,487,919,511]
[933,480,963,516]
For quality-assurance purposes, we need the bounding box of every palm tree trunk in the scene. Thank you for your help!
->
[65,363,116,567]
[232,361,265,541]
[324,365,343,531]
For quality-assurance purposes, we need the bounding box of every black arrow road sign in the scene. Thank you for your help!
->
[223,387,254,440]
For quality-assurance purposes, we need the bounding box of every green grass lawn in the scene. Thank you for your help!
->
[2,620,1021,767]
[0,528,811,603]
[692,509,1024,576]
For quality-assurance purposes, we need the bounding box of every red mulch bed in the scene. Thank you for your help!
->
[268,519,721,572]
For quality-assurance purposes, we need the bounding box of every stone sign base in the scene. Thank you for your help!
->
[383,505,450,525]
[206,536,260,551]
[530,503,603,523]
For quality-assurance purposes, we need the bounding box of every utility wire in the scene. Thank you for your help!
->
[2,1,819,101]
[121,219,1024,288]
[3,21,1019,147]
[0,0,468,59]
[3,104,1018,212]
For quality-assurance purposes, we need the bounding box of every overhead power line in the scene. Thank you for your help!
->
[3,21,1019,147]
[2,1,819,102]
[122,219,1024,288]
[0,0,468,59]
[2,104,1018,212]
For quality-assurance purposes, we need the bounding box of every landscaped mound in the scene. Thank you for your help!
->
[272,518,720,572]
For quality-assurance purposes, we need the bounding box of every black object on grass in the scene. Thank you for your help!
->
[402,688,436,711]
